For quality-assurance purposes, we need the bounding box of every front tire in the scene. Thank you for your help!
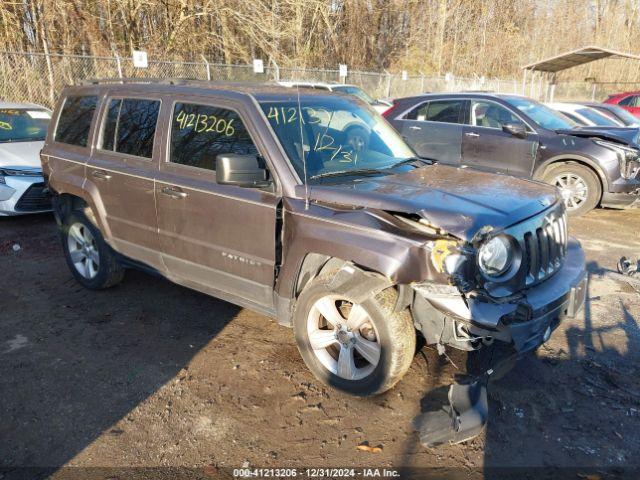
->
[293,274,415,396]
[543,163,601,216]
[60,211,125,289]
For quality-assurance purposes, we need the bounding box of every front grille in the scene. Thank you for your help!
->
[523,213,567,286]
[15,183,52,212]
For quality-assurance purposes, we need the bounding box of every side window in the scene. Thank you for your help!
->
[406,100,465,123]
[470,100,523,129]
[55,95,98,146]
[100,98,160,158]
[405,102,429,120]
[169,102,258,171]
[618,95,637,107]
[559,111,586,125]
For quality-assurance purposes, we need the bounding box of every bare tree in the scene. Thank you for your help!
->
[1,0,640,80]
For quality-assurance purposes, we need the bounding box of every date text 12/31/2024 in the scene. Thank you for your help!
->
[233,467,400,478]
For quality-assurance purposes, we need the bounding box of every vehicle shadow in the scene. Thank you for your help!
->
[0,215,241,478]
[396,260,640,478]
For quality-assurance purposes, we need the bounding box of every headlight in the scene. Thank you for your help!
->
[478,236,513,277]
[594,140,640,179]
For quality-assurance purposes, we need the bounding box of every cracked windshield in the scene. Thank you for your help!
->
[259,96,414,182]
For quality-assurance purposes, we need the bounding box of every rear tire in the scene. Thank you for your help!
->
[293,273,415,396]
[543,162,601,216]
[60,211,124,289]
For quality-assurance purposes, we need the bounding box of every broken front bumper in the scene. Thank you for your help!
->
[413,237,586,355]
[411,237,585,447]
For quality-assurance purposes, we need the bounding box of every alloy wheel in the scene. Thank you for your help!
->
[67,222,100,279]
[554,172,588,211]
[306,295,381,381]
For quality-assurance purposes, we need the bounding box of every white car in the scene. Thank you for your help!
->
[278,81,392,113]
[0,101,52,215]
[546,102,625,128]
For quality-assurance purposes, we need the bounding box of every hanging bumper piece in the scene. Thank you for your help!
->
[413,379,488,447]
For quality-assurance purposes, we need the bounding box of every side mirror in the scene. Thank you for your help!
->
[216,153,270,188]
[502,122,528,139]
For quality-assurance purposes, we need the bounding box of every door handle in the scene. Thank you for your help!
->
[465,132,480,138]
[161,186,188,199]
[409,126,422,130]
[91,170,112,180]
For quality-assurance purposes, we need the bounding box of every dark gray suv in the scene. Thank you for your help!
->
[384,93,640,216]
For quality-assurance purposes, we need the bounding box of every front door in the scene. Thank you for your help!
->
[462,99,538,177]
[395,99,466,166]
[155,97,278,311]
[87,95,163,271]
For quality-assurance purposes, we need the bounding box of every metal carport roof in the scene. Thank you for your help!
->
[522,45,640,73]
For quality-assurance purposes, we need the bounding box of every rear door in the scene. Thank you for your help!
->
[394,99,466,165]
[155,96,278,311]
[45,93,99,209]
[87,94,163,271]
[462,98,538,177]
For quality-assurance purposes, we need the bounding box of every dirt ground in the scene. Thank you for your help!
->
[1,208,639,479]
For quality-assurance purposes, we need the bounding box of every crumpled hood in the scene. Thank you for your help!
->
[0,141,44,169]
[556,127,640,148]
[306,164,559,240]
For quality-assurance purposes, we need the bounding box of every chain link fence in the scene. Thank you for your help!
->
[552,81,640,102]
[0,51,525,108]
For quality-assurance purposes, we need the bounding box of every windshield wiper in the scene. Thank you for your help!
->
[309,168,391,180]
[390,156,433,168]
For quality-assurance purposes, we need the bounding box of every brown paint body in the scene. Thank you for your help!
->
[42,81,584,336]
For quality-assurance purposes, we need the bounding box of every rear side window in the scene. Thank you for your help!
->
[619,95,640,107]
[169,102,258,171]
[55,95,98,146]
[100,98,160,158]
[406,100,465,124]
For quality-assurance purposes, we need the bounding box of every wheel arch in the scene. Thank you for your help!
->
[273,252,399,328]
[51,187,113,241]
[534,155,609,193]
[293,253,397,298]
[52,192,88,222]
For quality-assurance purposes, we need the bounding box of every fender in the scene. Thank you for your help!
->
[275,198,450,302]
[49,179,113,243]
[533,153,609,192]
[78,180,113,242]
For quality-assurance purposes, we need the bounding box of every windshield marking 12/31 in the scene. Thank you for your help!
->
[260,97,414,182]
[265,105,357,164]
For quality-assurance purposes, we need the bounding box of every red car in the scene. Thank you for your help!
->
[604,91,640,118]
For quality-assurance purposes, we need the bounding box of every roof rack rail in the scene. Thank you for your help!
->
[77,77,199,86]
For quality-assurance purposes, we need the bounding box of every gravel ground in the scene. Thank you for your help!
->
[1,208,639,479]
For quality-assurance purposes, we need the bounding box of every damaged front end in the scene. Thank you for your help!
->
[399,203,587,447]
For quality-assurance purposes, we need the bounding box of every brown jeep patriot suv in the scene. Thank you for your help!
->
[42,79,586,444]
